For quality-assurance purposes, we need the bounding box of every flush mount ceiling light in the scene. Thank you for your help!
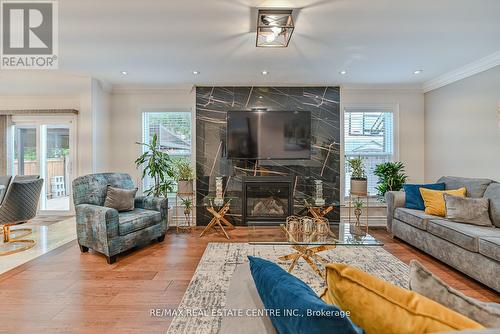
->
[193,70,200,75]
[261,70,269,75]
[339,70,347,75]
[413,70,423,74]
[120,71,128,75]
[256,9,294,48]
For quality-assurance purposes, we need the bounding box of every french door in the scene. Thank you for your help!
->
[10,116,77,215]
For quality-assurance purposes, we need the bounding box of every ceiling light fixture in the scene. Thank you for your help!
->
[413,70,423,74]
[256,9,294,48]
[339,70,347,75]
[120,71,128,75]
[193,71,200,75]
[261,70,269,75]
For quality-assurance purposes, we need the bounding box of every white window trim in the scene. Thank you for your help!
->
[340,103,399,203]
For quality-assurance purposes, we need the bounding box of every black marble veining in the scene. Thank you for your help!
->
[196,86,340,225]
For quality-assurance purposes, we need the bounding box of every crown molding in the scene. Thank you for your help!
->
[423,50,500,93]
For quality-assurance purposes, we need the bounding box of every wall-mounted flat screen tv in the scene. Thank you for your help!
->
[226,110,311,160]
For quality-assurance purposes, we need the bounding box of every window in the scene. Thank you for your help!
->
[344,108,395,196]
[142,111,192,197]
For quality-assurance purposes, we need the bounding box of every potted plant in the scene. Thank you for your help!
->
[135,133,174,197]
[353,198,363,227]
[181,197,193,216]
[347,156,367,196]
[374,161,408,197]
[174,158,194,194]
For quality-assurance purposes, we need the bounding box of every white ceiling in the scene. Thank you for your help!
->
[1,0,500,88]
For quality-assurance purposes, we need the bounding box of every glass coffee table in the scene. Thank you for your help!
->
[247,221,383,278]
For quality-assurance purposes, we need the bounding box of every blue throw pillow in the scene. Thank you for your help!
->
[403,183,445,210]
[248,256,364,334]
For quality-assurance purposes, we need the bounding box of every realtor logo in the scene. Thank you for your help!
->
[1,0,58,69]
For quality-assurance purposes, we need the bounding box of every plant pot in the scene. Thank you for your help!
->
[350,179,368,196]
[177,180,193,194]
[184,208,191,216]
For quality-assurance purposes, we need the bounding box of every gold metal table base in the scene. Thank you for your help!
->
[200,202,234,239]
[308,205,334,219]
[278,244,336,278]
[0,225,36,256]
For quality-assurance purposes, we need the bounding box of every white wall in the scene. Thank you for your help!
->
[91,79,112,172]
[109,88,195,188]
[425,65,500,182]
[341,88,426,183]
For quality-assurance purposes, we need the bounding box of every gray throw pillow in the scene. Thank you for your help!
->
[409,260,500,328]
[104,186,137,212]
[444,194,493,226]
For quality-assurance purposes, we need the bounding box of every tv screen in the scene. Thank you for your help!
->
[226,110,311,160]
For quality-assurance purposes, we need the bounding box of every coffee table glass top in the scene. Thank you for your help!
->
[247,222,383,246]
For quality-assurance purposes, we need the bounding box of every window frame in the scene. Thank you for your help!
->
[341,103,399,201]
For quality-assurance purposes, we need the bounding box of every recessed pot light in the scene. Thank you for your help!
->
[193,71,200,75]
[261,70,269,75]
[120,71,128,75]
[413,70,423,74]
[339,70,347,75]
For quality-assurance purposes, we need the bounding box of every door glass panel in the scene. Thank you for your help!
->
[14,127,38,176]
[45,126,70,211]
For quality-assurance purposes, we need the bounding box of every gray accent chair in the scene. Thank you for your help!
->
[73,173,168,264]
[386,176,500,292]
[0,176,44,254]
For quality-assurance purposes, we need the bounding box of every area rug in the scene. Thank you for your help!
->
[166,242,409,334]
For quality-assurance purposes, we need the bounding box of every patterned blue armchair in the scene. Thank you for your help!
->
[73,173,168,264]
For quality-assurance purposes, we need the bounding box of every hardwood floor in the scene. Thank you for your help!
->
[0,226,498,334]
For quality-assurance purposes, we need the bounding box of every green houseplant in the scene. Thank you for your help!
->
[347,156,368,195]
[373,161,408,197]
[174,158,194,194]
[181,197,193,216]
[135,133,174,197]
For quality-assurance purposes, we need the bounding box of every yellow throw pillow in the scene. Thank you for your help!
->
[320,263,483,334]
[419,187,466,216]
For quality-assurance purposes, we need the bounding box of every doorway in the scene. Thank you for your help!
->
[10,116,77,215]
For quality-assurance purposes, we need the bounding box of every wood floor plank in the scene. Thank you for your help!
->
[0,225,498,333]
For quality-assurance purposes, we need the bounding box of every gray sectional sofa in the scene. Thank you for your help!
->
[386,176,500,292]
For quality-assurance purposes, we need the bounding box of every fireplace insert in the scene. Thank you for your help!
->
[242,176,293,224]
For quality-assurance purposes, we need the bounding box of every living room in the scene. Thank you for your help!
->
[0,0,499,333]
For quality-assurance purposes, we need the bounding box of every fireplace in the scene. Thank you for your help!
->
[242,176,293,224]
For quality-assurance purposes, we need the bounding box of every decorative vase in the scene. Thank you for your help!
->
[350,179,368,196]
[214,177,224,206]
[314,180,325,205]
[177,180,193,194]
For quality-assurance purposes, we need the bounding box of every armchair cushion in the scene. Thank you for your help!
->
[118,208,162,236]
[135,196,168,218]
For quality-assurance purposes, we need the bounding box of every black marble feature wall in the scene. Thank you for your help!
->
[196,86,341,225]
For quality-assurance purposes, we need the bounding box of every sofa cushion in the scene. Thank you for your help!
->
[248,256,363,334]
[321,263,483,334]
[394,208,440,230]
[478,236,500,262]
[118,208,162,236]
[427,220,500,252]
[219,263,276,334]
[444,194,493,227]
[409,260,500,328]
[437,176,493,198]
[484,182,500,228]
[420,187,466,216]
[403,183,445,210]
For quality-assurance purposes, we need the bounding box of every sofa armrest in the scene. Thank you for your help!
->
[75,204,119,255]
[385,191,406,233]
[135,196,168,219]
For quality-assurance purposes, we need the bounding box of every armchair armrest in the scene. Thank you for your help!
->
[385,191,405,233]
[135,196,168,219]
[75,204,120,254]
